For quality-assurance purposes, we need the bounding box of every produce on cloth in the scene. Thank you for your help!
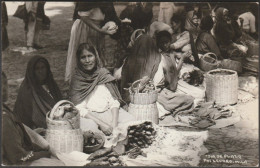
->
[86,147,124,166]
[182,69,204,86]
[83,131,104,153]
[125,121,156,150]
[125,147,147,159]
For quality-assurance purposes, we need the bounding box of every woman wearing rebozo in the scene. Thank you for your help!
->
[65,2,119,84]
[69,43,135,136]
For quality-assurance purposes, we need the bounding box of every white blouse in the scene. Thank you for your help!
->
[76,84,120,116]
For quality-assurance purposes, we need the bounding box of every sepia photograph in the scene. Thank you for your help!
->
[1,1,259,167]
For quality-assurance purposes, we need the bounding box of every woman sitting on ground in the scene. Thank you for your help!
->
[196,15,222,59]
[13,56,62,129]
[69,43,135,135]
[214,7,246,59]
[170,12,200,67]
[2,72,64,166]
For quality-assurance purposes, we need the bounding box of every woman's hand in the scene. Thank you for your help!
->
[99,125,113,136]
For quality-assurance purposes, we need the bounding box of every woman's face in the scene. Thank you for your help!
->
[34,60,48,84]
[79,49,96,71]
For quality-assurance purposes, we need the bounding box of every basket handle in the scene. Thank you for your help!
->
[202,52,218,61]
[49,100,75,120]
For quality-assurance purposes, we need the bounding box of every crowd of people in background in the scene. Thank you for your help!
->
[1,2,259,166]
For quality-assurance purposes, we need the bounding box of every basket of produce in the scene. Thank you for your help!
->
[205,69,238,105]
[45,128,83,154]
[83,131,105,154]
[129,76,158,105]
[199,52,219,72]
[86,147,125,166]
[46,100,80,130]
[220,59,242,73]
[45,100,83,154]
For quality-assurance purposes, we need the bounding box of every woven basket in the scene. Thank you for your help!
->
[205,69,238,105]
[199,52,219,72]
[128,103,159,124]
[46,100,80,130]
[46,111,80,130]
[220,59,242,73]
[246,41,259,56]
[83,133,105,154]
[130,91,158,105]
[45,129,83,154]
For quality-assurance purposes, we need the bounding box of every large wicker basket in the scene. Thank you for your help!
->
[45,129,83,154]
[46,100,80,130]
[220,59,242,73]
[199,52,219,72]
[128,103,159,124]
[205,69,238,105]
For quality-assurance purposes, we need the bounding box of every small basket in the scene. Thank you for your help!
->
[220,59,242,73]
[45,129,83,154]
[200,52,219,72]
[205,69,238,105]
[83,133,105,153]
[47,100,80,130]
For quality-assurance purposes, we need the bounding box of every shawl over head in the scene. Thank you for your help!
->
[120,34,161,102]
[13,56,62,129]
[69,44,124,106]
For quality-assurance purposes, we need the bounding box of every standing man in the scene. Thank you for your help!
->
[25,1,46,51]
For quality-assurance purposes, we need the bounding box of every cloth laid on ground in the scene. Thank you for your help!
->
[238,89,255,103]
[157,88,194,118]
[160,100,240,129]
[238,76,258,97]
[56,151,91,166]
[176,79,205,107]
[29,157,65,166]
[119,126,208,166]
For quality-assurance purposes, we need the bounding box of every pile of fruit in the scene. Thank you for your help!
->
[83,131,104,154]
[86,147,124,166]
[51,103,78,120]
[130,76,155,93]
[126,121,156,150]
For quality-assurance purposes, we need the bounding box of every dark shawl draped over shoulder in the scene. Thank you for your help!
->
[69,48,124,106]
[2,104,34,165]
[13,56,62,129]
[120,34,161,102]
